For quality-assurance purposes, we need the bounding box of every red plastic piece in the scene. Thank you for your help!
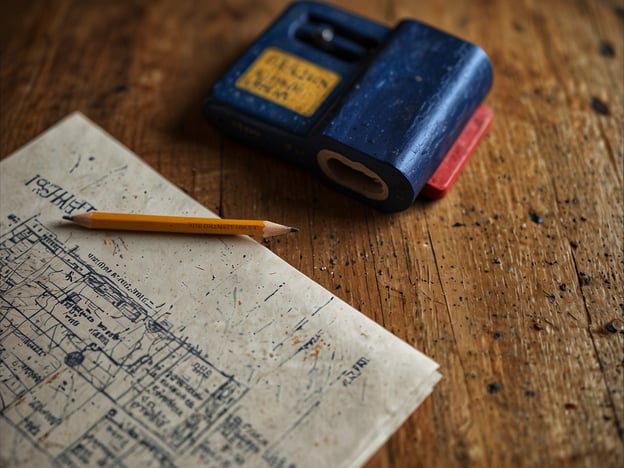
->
[421,104,493,199]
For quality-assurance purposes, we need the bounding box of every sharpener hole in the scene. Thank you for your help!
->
[317,149,389,201]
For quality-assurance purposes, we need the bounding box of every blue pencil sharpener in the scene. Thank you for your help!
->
[204,1,493,212]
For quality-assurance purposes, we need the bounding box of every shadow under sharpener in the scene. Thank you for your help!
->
[204,1,493,212]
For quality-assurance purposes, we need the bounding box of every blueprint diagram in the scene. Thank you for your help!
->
[0,113,439,467]
[1,215,251,466]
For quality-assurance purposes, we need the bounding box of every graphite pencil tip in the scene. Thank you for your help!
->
[62,215,73,221]
[290,227,299,233]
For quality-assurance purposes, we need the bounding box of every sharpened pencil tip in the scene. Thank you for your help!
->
[62,215,73,221]
[290,227,298,233]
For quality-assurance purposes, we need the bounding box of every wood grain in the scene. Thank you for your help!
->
[1,0,622,466]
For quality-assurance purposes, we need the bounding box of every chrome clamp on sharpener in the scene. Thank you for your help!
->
[203,1,493,212]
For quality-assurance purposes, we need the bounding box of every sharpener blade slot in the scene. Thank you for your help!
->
[295,13,380,61]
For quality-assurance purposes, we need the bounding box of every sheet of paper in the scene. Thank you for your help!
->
[0,113,440,467]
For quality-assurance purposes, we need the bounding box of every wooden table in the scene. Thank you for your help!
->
[1,0,622,466]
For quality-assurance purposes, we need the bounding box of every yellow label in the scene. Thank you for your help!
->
[236,47,341,117]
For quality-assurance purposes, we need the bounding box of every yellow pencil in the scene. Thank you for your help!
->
[62,212,298,237]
